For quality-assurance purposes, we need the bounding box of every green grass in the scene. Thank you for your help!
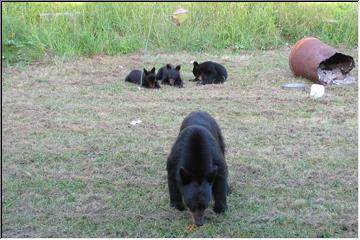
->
[2,48,358,237]
[2,2,358,64]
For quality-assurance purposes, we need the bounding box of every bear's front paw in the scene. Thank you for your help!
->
[213,203,227,214]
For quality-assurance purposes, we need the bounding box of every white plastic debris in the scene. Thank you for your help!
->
[310,84,325,99]
[130,119,142,126]
[333,76,357,85]
[282,83,307,90]
[173,8,189,15]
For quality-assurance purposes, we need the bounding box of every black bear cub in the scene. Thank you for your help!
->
[192,61,228,85]
[166,111,228,226]
[125,67,160,89]
[156,64,183,87]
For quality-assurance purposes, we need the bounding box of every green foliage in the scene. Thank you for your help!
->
[2,2,358,64]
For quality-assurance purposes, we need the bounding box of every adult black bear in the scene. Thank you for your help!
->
[125,67,160,89]
[166,111,228,226]
[156,64,183,87]
[192,61,228,85]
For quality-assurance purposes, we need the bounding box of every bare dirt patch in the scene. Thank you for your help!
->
[75,195,107,215]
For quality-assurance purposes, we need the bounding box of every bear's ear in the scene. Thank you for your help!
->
[143,68,148,75]
[175,65,181,71]
[179,167,191,184]
[150,67,156,73]
[193,61,199,67]
[166,64,172,69]
[207,166,218,183]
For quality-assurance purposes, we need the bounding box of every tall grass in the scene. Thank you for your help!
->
[2,2,358,64]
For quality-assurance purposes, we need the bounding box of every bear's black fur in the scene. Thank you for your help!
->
[192,61,228,85]
[125,67,160,89]
[156,64,183,87]
[166,111,228,226]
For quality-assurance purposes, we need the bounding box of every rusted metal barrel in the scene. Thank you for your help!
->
[289,37,355,84]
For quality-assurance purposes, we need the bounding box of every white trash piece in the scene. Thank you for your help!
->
[130,119,142,126]
[310,84,325,99]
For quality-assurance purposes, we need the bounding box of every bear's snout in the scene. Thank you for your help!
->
[191,210,205,226]
[169,78,175,86]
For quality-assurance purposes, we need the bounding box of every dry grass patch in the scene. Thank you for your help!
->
[2,48,357,237]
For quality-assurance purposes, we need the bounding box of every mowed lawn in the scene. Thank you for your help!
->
[2,48,358,237]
